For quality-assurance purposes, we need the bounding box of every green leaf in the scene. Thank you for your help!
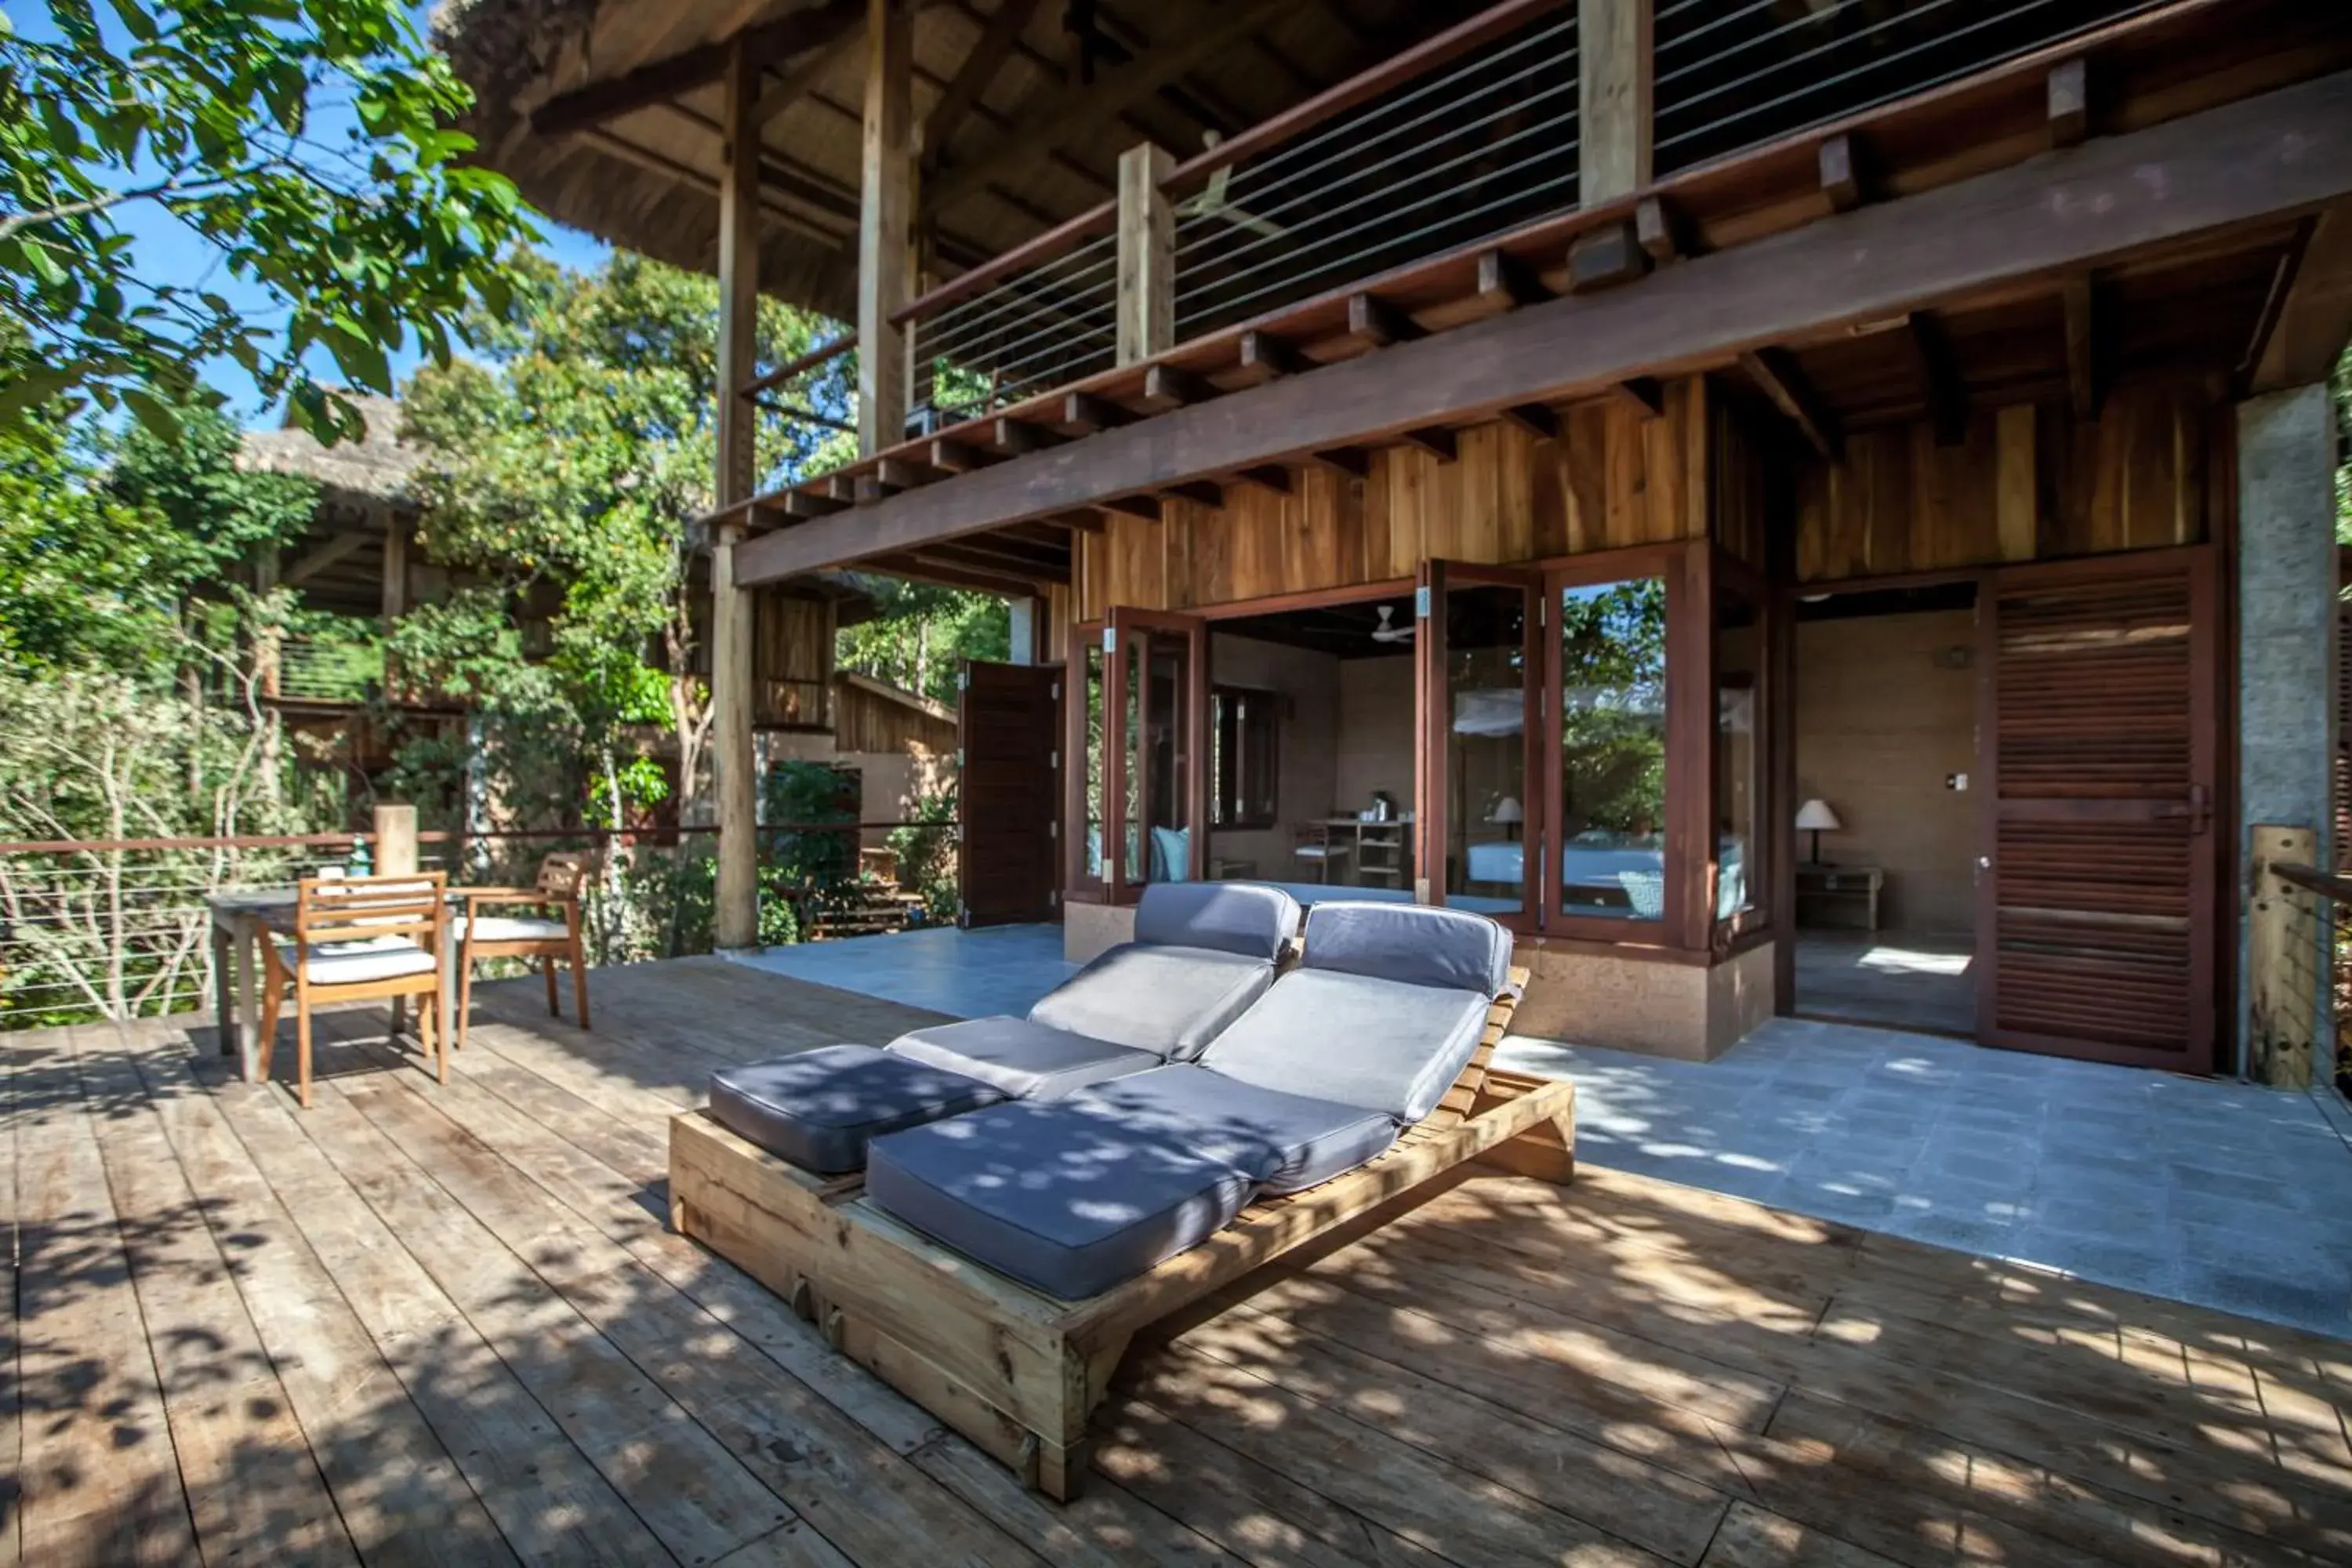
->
[120,387,182,444]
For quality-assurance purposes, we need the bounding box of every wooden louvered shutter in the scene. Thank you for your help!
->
[1979,550,2218,1072]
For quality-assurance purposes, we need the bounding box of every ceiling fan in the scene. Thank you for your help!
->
[1370,604,1415,644]
[1175,130,1291,243]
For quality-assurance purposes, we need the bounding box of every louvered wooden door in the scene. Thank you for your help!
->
[1979,550,2219,1071]
[957,660,1061,927]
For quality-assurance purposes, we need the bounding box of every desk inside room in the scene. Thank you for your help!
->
[1296,818,1410,888]
[1795,864,1883,931]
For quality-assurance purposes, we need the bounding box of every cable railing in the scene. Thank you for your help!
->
[2252,850,2344,1096]
[871,0,2204,443]
[1653,0,2172,175]
[1171,7,1579,341]
[0,819,963,1029]
[271,637,386,704]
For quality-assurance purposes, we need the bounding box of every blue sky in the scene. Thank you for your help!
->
[19,0,613,426]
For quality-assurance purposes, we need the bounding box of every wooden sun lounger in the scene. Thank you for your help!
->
[666,966,1571,1500]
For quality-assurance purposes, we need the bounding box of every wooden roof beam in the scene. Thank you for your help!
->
[922,0,1044,169]
[530,0,864,136]
[1606,378,1664,420]
[2063,274,2104,420]
[731,72,2352,583]
[2248,209,2352,394]
[1739,347,1842,463]
[1906,310,1968,446]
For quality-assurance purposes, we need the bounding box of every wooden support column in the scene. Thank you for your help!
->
[380,505,408,696]
[372,803,418,877]
[859,0,913,454]
[713,40,764,950]
[2247,826,2321,1087]
[1579,0,1652,204]
[1116,142,1175,365]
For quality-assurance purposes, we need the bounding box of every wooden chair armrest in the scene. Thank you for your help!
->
[461,888,553,908]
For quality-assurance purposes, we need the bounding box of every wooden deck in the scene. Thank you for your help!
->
[7,956,2350,1567]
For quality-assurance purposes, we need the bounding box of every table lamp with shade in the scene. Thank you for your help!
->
[1488,794,1523,840]
[1795,798,1843,864]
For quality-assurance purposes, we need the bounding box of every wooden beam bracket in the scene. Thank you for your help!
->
[1566,220,1646,293]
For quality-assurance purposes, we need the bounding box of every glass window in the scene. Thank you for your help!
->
[1557,577,1669,922]
[1212,686,1279,830]
[1443,583,1530,916]
[1139,634,1193,881]
[1079,639,1105,889]
[1715,588,1762,919]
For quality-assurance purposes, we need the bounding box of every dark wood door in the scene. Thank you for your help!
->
[1977,549,2220,1071]
[957,659,1061,927]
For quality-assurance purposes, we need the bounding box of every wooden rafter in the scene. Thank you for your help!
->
[529,0,864,136]
[732,70,2352,583]
[924,0,1294,216]
[921,0,1044,171]
[281,530,372,588]
[1739,348,1841,462]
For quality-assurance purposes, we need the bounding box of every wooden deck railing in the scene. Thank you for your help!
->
[2252,839,2347,1093]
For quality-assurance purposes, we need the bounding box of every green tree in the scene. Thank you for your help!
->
[0,0,534,445]
[836,576,1010,709]
[394,250,848,831]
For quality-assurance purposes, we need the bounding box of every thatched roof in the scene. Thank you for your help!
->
[238,396,423,504]
[433,0,1437,321]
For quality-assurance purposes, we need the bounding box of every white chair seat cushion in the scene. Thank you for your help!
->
[462,914,570,943]
[278,935,437,985]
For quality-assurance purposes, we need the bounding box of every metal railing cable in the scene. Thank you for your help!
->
[913,230,1121,419]
[1653,0,2174,173]
[1171,13,1582,339]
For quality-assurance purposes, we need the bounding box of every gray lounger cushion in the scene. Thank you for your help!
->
[1026,945,1276,1061]
[1078,1065,1399,1194]
[1299,900,1512,996]
[1199,968,1491,1126]
[866,1094,1269,1299]
[709,1044,1007,1175]
[886,1015,1163,1100]
[1131,880,1300,960]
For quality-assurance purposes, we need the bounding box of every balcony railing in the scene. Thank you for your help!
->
[269,637,387,705]
[892,0,2176,433]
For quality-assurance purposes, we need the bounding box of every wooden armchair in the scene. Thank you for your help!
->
[456,851,593,1051]
[259,873,448,1109]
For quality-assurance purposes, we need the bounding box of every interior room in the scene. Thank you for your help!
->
[1790,583,1981,1036]
[1203,597,1418,902]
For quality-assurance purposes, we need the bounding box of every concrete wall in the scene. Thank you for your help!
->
[1206,633,1341,877]
[1793,608,1978,934]
[2235,385,2340,1073]
[1512,939,1773,1061]
[1336,655,1415,814]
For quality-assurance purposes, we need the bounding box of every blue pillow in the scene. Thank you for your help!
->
[1149,826,1192,883]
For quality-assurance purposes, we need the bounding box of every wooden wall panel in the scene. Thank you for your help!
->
[1073,376,1708,621]
[1794,381,2212,583]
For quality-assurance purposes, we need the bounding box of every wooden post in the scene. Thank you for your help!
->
[1579,0,1652,205]
[713,39,763,950]
[1994,403,2037,561]
[2248,824,2321,1087]
[380,504,408,695]
[1115,142,1175,365]
[372,803,418,877]
[858,0,913,455]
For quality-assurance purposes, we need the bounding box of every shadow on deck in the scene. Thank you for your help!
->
[5,955,2350,1566]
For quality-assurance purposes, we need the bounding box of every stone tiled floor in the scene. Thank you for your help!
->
[727,921,1076,1020]
[1497,1020,2352,1338]
[725,924,2352,1338]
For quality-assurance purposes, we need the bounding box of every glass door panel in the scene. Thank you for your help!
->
[1553,574,1671,927]
[1714,582,1764,923]
[1421,564,1540,927]
[1069,633,1108,894]
[1107,608,1207,893]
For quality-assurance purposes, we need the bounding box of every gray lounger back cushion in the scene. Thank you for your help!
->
[709,1044,1007,1175]
[1197,970,1490,1126]
[1025,945,1275,1060]
[866,1094,1270,1299]
[1130,880,1299,960]
[886,1016,1163,1100]
[1023,883,1300,1059]
[1297,899,1512,996]
[1076,1064,1398,1194]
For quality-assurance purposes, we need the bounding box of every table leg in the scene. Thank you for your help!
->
[235,920,261,1083]
[211,920,237,1058]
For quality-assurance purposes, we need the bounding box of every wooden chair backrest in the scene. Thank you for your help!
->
[535,851,593,900]
[295,872,447,947]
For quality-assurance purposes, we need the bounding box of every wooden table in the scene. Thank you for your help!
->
[207,888,456,1084]
[1794,863,1883,931]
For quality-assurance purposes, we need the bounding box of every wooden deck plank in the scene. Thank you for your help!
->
[9,1035,201,1567]
[64,1027,362,1567]
[195,1037,697,1566]
[100,1030,521,1567]
[328,1041,1051,1568]
[8,955,2352,1568]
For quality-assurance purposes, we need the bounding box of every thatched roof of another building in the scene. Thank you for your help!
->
[431,0,1433,321]
[238,395,423,505]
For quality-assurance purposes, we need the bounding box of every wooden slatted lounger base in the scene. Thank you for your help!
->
[666,967,1571,1501]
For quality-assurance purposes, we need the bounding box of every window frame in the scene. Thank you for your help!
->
[1210,684,1282,832]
